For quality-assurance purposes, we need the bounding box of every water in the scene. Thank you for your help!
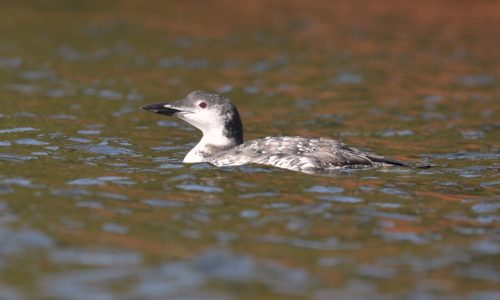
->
[0,1,499,299]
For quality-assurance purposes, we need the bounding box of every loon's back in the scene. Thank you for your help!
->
[208,136,409,172]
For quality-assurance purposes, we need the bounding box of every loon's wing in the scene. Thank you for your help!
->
[331,142,411,168]
[301,138,377,168]
[209,136,408,171]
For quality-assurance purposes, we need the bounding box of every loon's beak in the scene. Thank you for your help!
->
[142,102,183,116]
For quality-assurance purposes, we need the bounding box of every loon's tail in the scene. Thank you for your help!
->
[368,155,432,169]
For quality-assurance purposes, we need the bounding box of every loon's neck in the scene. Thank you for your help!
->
[183,130,241,163]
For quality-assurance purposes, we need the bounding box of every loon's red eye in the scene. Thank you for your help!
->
[199,101,207,108]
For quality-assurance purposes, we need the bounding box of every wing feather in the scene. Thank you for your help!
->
[209,136,403,171]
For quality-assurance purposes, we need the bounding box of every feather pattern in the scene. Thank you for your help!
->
[208,136,408,171]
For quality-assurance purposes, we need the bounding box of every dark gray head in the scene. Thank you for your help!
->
[142,90,243,144]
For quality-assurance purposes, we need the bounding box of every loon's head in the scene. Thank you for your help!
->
[142,90,243,145]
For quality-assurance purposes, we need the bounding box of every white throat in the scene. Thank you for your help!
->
[183,128,236,163]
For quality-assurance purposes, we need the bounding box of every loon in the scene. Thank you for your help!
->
[142,90,414,173]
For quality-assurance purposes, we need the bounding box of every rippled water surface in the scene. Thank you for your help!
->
[0,1,499,299]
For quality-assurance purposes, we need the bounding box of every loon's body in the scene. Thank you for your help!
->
[142,90,411,173]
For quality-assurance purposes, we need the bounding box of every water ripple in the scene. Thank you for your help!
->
[317,195,364,203]
[0,127,38,134]
[50,249,142,266]
[142,199,185,208]
[67,176,134,186]
[305,185,344,194]
[75,144,135,155]
[15,138,49,146]
[0,153,37,161]
[177,184,223,193]
[41,249,315,299]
